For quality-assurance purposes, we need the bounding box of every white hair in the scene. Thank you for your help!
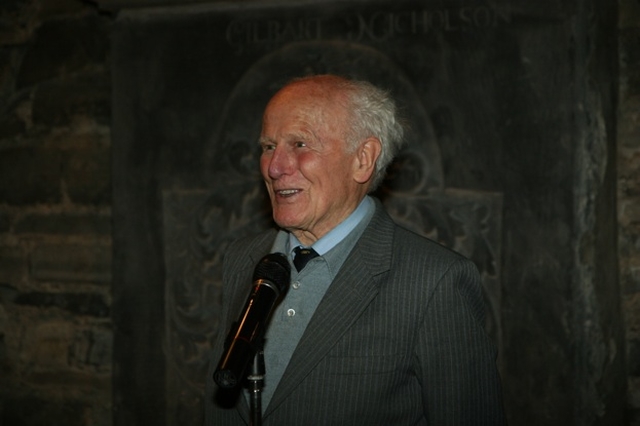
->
[339,79,405,191]
[280,75,405,191]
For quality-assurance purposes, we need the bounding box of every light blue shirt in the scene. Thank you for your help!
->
[287,195,375,256]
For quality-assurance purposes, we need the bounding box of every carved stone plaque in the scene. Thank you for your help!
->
[112,0,623,425]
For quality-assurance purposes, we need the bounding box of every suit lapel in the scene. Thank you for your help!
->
[224,231,278,326]
[265,203,395,415]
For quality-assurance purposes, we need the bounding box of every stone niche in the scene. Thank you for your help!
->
[111,0,623,425]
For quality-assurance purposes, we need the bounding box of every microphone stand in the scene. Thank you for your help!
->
[247,347,265,426]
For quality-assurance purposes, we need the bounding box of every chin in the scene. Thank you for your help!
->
[273,206,303,224]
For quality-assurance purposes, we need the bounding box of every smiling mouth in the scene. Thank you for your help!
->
[276,189,300,197]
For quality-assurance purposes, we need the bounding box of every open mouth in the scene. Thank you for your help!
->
[277,189,300,197]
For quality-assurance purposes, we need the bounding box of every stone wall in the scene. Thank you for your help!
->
[0,0,638,425]
[0,1,113,425]
[619,0,640,423]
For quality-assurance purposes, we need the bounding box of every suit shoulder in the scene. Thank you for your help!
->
[393,224,467,264]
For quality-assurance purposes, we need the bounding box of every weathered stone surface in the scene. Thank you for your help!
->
[0,109,27,139]
[630,338,640,376]
[32,71,111,127]
[620,0,640,29]
[29,243,112,284]
[16,14,110,89]
[63,142,112,205]
[0,88,31,139]
[69,326,113,370]
[0,48,18,110]
[0,211,10,233]
[620,259,640,295]
[0,4,116,424]
[37,0,87,20]
[0,245,26,287]
[619,27,640,149]
[619,151,640,197]
[21,320,74,369]
[620,28,640,83]
[0,301,8,376]
[15,212,112,236]
[619,1,640,420]
[15,292,110,317]
[0,146,62,205]
[0,0,36,46]
[627,294,640,337]
[0,283,18,304]
[630,377,640,423]
[0,393,90,426]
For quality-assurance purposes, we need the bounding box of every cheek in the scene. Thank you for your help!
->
[297,152,328,180]
[323,156,353,183]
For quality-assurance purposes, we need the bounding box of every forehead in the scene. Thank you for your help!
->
[263,81,349,128]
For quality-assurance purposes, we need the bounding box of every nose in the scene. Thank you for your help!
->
[265,144,294,180]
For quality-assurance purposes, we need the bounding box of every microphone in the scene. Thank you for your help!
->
[213,252,290,389]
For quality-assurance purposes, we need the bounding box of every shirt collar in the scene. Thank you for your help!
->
[287,196,374,256]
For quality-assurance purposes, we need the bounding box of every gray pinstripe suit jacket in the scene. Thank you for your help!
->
[205,200,505,425]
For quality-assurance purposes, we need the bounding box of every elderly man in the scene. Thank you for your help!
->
[205,75,505,425]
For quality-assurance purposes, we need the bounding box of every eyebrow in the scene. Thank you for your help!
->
[259,132,310,144]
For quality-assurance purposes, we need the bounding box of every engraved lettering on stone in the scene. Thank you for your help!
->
[347,7,512,42]
[225,5,512,51]
[226,18,322,51]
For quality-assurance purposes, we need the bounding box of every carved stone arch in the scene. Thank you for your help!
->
[204,38,444,190]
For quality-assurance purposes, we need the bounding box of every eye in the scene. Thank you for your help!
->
[294,141,307,148]
[261,142,276,152]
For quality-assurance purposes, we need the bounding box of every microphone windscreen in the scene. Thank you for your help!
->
[252,253,290,293]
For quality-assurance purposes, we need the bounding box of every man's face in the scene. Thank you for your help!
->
[259,81,366,246]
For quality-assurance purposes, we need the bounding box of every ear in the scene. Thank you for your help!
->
[353,137,382,184]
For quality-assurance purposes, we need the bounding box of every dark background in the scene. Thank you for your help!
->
[111,1,621,425]
[0,0,638,425]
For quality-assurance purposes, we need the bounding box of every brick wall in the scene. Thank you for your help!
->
[0,1,113,425]
[619,0,640,423]
[0,0,639,425]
